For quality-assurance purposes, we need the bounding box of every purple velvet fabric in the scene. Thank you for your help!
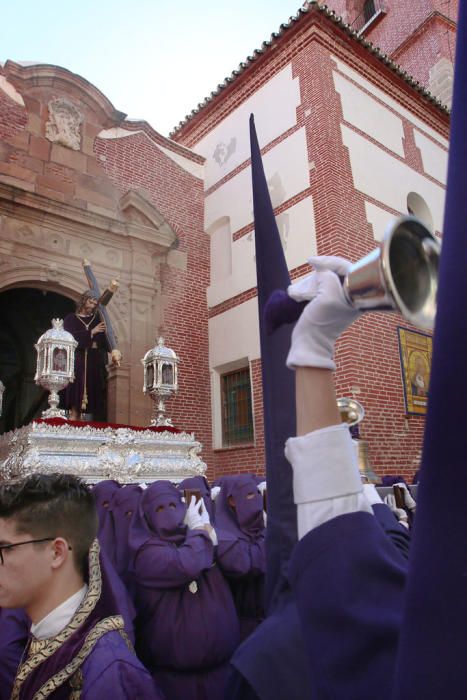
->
[289,513,407,700]
[178,475,215,521]
[109,484,143,582]
[131,481,240,700]
[216,475,266,640]
[80,630,163,699]
[392,5,467,697]
[0,608,29,700]
[61,312,110,419]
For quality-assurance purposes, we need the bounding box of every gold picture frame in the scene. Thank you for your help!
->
[398,327,432,416]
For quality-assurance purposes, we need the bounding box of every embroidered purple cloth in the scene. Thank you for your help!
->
[0,607,29,700]
[12,540,162,699]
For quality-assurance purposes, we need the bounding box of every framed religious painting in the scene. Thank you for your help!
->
[398,327,433,416]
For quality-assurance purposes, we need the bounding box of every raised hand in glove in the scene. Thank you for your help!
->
[287,256,360,371]
[184,496,208,530]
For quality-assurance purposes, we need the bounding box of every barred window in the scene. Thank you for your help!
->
[221,367,253,447]
[363,0,376,23]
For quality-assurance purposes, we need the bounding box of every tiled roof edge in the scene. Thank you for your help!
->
[170,1,450,138]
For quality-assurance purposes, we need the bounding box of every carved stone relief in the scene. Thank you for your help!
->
[45,98,83,151]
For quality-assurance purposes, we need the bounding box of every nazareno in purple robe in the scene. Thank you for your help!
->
[61,312,110,420]
[130,481,240,700]
[0,607,29,700]
[11,539,162,700]
[109,484,144,595]
[93,480,121,563]
[215,475,266,641]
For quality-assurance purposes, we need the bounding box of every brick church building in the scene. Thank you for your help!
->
[0,0,456,481]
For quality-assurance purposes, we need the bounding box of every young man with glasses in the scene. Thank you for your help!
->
[0,473,163,699]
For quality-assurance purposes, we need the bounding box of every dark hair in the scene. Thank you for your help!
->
[0,474,98,576]
[76,290,98,313]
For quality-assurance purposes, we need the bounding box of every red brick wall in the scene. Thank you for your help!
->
[175,15,448,482]
[326,0,457,91]
[94,130,214,475]
[0,90,27,141]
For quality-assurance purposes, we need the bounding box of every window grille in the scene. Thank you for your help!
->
[221,367,253,446]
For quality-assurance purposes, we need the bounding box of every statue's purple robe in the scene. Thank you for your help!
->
[0,607,29,700]
[216,475,266,641]
[131,481,240,700]
[61,312,109,419]
[11,540,162,700]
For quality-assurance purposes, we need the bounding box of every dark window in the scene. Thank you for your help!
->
[363,0,376,23]
[221,367,253,446]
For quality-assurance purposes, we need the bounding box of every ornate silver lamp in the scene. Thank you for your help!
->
[0,380,4,417]
[34,319,78,418]
[142,337,179,426]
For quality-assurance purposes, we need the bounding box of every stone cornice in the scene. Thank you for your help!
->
[3,61,126,128]
[0,182,176,253]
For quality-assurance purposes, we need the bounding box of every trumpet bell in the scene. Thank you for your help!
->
[344,216,440,331]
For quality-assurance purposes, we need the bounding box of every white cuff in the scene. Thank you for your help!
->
[285,423,363,504]
[363,483,383,506]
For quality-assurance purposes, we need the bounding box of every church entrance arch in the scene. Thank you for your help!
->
[0,287,74,434]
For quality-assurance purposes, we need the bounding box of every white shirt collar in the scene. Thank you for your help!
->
[30,584,88,640]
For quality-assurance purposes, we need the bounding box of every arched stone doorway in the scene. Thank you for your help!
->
[0,288,74,434]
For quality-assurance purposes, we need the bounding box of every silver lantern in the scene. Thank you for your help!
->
[142,337,179,426]
[0,380,4,417]
[34,318,78,419]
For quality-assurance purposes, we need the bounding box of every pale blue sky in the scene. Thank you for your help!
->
[1,0,305,136]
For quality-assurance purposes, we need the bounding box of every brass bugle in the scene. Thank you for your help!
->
[343,216,440,331]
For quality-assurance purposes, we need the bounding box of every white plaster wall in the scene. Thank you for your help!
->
[207,195,316,307]
[365,201,398,242]
[195,65,301,189]
[331,56,449,149]
[414,130,448,185]
[209,297,261,368]
[205,127,309,234]
[342,125,445,231]
[333,72,405,157]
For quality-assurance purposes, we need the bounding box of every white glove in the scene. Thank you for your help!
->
[384,494,409,528]
[184,496,210,530]
[256,481,267,527]
[395,482,416,511]
[210,486,221,501]
[286,256,360,371]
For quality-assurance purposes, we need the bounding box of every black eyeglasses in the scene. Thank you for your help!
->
[0,538,56,565]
